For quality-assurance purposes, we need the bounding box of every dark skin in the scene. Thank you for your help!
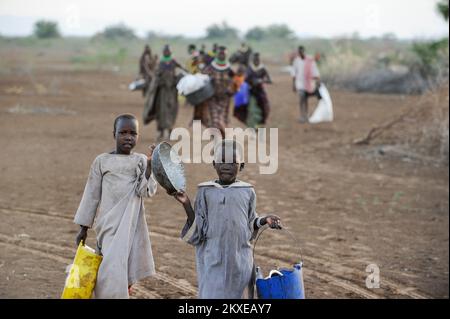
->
[172,150,282,230]
[75,118,156,246]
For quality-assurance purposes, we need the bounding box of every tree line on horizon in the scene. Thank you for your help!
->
[30,19,297,41]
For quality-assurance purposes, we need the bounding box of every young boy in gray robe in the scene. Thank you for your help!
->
[74,114,158,299]
[173,140,282,299]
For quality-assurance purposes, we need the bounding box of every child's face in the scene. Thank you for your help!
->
[213,150,244,184]
[214,162,240,184]
[114,118,138,155]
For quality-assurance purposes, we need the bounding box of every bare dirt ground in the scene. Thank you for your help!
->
[0,49,448,299]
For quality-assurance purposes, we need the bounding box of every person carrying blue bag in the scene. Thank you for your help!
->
[233,66,250,125]
[172,140,282,299]
[246,52,272,127]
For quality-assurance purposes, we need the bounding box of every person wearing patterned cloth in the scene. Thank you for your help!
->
[150,45,186,140]
[246,52,272,126]
[202,46,235,137]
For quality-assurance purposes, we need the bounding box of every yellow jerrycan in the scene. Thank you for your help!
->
[61,241,102,299]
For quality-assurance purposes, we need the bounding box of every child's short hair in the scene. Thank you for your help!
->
[214,139,244,163]
[113,113,137,132]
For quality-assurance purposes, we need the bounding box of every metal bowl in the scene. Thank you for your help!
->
[185,81,215,106]
[151,142,186,194]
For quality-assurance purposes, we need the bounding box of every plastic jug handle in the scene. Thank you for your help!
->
[252,226,304,266]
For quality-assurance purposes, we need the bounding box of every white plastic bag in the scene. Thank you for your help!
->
[176,74,210,95]
[309,84,333,123]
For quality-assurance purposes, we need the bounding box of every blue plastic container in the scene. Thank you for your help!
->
[234,82,250,108]
[256,263,305,299]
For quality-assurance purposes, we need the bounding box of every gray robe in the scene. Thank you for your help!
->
[74,153,157,299]
[181,180,262,299]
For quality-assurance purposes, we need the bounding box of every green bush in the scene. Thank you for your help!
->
[205,22,239,39]
[245,27,265,41]
[412,39,448,77]
[100,24,137,40]
[33,20,60,38]
[265,24,295,39]
[245,24,295,41]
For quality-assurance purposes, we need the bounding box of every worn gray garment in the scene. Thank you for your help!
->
[181,180,262,299]
[74,153,157,299]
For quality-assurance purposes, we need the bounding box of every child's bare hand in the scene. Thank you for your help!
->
[147,144,156,162]
[172,190,190,205]
[76,226,88,246]
[264,215,282,229]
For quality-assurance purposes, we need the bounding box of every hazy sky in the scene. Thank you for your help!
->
[0,0,448,39]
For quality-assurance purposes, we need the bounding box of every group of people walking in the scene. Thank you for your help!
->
[137,42,322,139]
[138,42,277,139]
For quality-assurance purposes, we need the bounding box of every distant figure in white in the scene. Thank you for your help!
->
[291,46,321,123]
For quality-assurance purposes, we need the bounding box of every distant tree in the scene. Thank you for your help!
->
[205,21,239,39]
[245,27,266,41]
[265,24,295,39]
[33,20,60,38]
[437,0,449,21]
[245,24,296,40]
[101,23,137,39]
[146,31,184,41]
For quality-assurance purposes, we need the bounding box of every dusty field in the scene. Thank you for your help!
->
[0,48,448,299]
